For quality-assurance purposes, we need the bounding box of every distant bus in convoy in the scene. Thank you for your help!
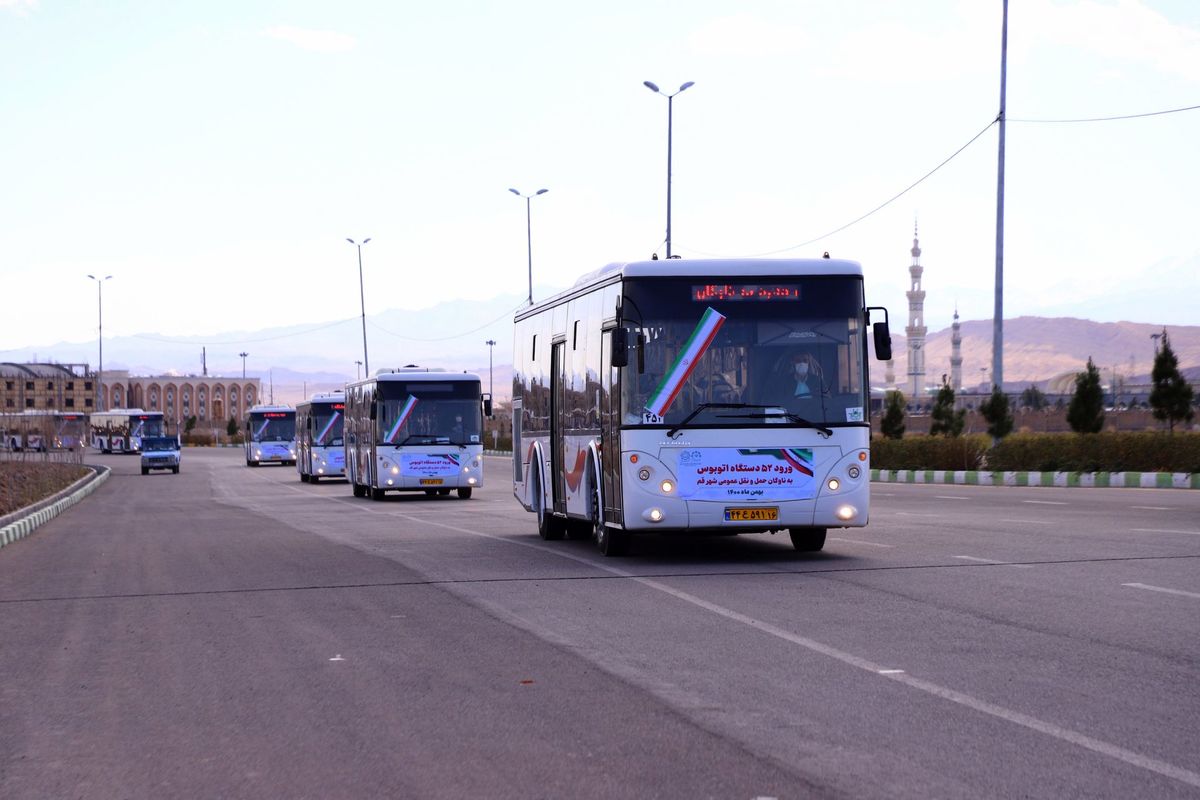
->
[1,411,89,451]
[296,392,346,482]
[244,404,297,466]
[512,258,892,556]
[91,409,166,453]
[344,367,491,500]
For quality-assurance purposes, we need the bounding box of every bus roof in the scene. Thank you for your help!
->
[247,404,295,414]
[346,368,482,391]
[519,257,864,319]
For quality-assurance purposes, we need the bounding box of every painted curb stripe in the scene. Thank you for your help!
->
[866,469,1196,490]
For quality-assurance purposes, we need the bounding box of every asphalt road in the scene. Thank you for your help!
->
[1,449,1198,799]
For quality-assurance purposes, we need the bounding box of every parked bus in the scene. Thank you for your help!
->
[512,258,892,556]
[296,392,346,482]
[91,408,165,453]
[1,411,89,451]
[244,404,296,466]
[344,367,491,500]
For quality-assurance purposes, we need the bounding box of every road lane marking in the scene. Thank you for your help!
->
[998,519,1053,525]
[895,512,940,518]
[376,513,1200,791]
[1131,506,1172,511]
[828,537,895,548]
[1132,528,1200,536]
[954,555,1032,568]
[878,669,905,674]
[1122,583,1200,600]
[1021,500,1068,506]
[934,495,970,500]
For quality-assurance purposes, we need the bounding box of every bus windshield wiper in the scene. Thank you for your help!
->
[666,403,770,439]
[717,410,834,438]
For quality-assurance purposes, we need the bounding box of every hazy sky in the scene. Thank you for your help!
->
[2,0,1198,370]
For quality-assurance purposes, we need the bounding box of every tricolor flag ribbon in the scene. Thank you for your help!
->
[645,307,727,418]
[255,420,270,438]
[385,396,418,443]
[316,410,341,445]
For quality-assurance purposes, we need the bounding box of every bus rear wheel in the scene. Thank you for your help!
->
[353,481,366,498]
[788,528,827,552]
[370,487,386,501]
[457,488,472,499]
[535,472,563,541]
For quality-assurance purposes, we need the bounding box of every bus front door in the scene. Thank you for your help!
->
[551,340,567,515]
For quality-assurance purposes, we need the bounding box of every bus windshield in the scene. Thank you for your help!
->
[620,277,867,428]
[377,381,481,445]
[250,414,295,442]
[312,405,344,447]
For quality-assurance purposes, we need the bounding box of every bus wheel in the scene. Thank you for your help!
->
[788,528,827,552]
[592,488,628,556]
[370,487,386,501]
[141,467,149,476]
[457,487,472,499]
[535,473,563,541]
[309,475,318,484]
[300,473,309,482]
[352,482,366,498]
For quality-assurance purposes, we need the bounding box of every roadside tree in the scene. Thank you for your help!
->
[929,380,965,437]
[980,385,1014,440]
[1149,329,1195,432]
[1067,358,1105,434]
[880,390,905,439]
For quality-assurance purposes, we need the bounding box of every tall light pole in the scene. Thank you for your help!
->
[643,80,694,259]
[239,351,248,379]
[508,188,548,305]
[347,238,371,376]
[485,339,496,415]
[992,1,1009,393]
[355,360,363,381]
[87,274,113,411]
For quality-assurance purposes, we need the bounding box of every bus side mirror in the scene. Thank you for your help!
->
[873,322,892,361]
[610,328,628,368]
[866,306,892,361]
[482,394,493,418]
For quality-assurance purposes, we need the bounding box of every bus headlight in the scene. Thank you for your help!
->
[660,479,674,494]
[836,504,857,521]
[827,478,841,492]
[643,507,664,523]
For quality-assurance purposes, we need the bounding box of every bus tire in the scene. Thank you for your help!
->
[370,487,386,501]
[457,487,472,499]
[309,475,318,484]
[352,482,366,498]
[300,472,310,482]
[535,472,563,541]
[592,488,628,556]
[141,467,149,476]
[789,528,827,552]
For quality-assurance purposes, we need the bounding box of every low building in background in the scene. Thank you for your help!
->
[1,363,94,411]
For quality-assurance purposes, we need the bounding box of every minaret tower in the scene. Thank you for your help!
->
[905,225,927,397]
[950,306,963,392]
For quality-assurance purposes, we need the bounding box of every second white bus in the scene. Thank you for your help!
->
[296,392,346,482]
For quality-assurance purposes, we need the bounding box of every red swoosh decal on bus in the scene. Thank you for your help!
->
[564,449,589,492]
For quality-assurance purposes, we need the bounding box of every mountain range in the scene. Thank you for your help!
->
[9,296,1197,405]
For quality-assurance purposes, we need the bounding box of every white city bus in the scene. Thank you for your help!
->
[91,408,166,453]
[344,367,491,500]
[1,411,89,451]
[244,404,296,466]
[296,392,346,482]
[512,258,892,556]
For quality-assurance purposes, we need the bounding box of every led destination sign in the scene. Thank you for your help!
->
[692,284,801,302]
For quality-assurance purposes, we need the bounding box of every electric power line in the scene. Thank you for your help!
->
[680,116,1000,259]
[128,317,359,346]
[367,302,527,342]
[1009,102,1200,123]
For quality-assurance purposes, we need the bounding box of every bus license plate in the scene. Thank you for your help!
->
[725,507,778,522]
[420,478,444,486]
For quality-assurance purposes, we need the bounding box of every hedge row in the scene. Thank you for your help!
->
[871,432,1200,473]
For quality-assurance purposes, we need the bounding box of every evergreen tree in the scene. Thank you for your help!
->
[980,385,1014,439]
[184,415,198,434]
[929,380,965,437]
[226,415,238,437]
[1019,385,1047,410]
[1149,329,1195,432]
[1066,358,1105,434]
[880,390,906,439]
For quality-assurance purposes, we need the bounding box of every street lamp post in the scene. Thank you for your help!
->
[485,339,496,416]
[239,351,248,380]
[347,238,372,376]
[355,360,363,381]
[643,80,694,259]
[87,274,113,411]
[508,188,548,305]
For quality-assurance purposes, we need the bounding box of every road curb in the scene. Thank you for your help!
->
[0,465,111,550]
[871,469,1198,489]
